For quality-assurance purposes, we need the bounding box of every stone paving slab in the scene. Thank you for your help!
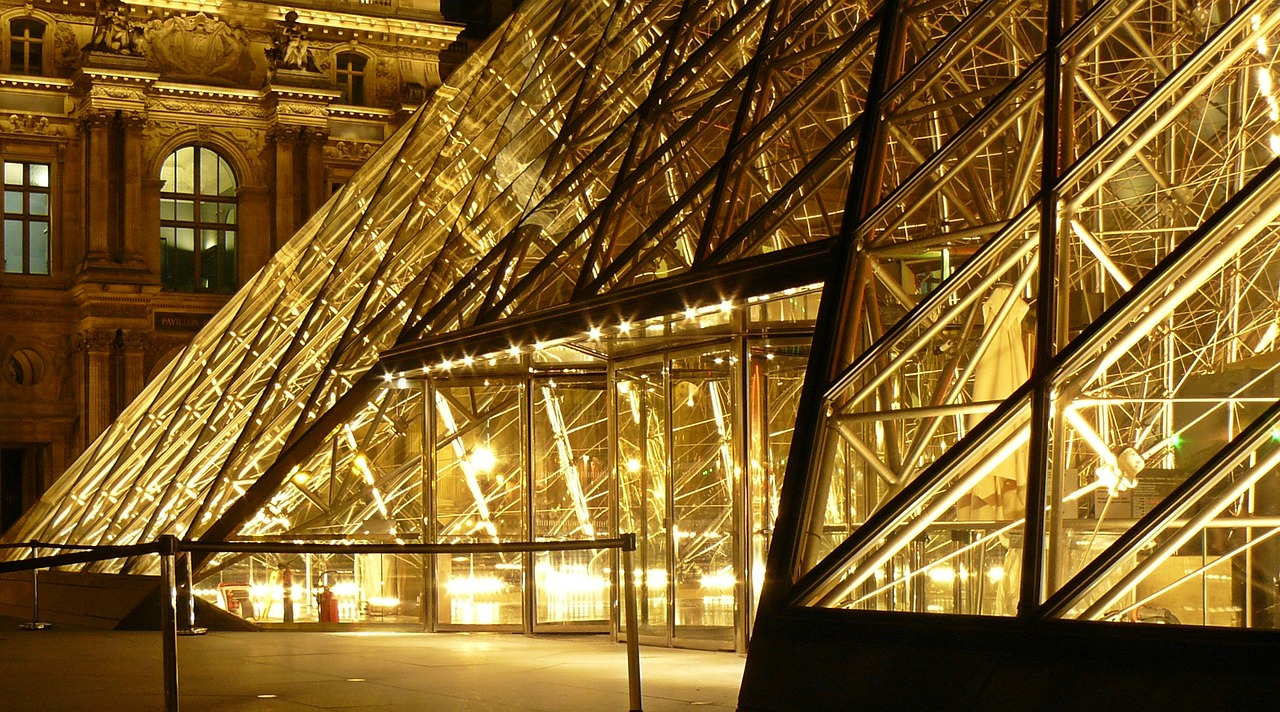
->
[0,618,744,711]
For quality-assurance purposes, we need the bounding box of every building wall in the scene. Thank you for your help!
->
[0,0,463,531]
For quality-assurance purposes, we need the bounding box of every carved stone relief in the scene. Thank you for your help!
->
[377,58,399,107]
[326,141,375,162]
[144,12,257,87]
[148,98,271,120]
[53,23,81,75]
[3,114,60,136]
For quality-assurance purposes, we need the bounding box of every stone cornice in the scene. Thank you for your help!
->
[149,82,264,102]
[123,0,461,43]
[0,75,75,92]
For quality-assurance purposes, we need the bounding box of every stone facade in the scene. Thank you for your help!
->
[0,0,461,529]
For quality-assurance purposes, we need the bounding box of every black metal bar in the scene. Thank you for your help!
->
[1020,0,1064,618]
[0,542,159,575]
[178,537,631,556]
[159,534,179,712]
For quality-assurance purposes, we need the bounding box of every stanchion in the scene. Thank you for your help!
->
[159,535,180,712]
[621,533,643,712]
[176,551,207,636]
[19,546,50,631]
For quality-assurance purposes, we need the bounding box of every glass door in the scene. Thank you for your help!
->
[431,380,526,630]
[531,375,611,631]
[617,358,670,641]
[670,346,736,648]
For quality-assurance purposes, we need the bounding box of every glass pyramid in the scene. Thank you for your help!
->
[3,0,1280,639]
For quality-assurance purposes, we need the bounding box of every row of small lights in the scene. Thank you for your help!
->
[380,284,821,384]
[382,299,741,384]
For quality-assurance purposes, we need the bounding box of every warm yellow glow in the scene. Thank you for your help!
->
[469,445,496,473]
[625,457,641,473]
[700,569,736,590]
[446,576,505,596]
[927,567,956,585]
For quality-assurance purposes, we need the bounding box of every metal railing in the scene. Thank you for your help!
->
[0,534,644,712]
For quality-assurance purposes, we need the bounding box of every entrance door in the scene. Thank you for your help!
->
[431,381,526,630]
[616,359,670,641]
[530,376,611,631]
[617,347,738,650]
[669,347,735,648]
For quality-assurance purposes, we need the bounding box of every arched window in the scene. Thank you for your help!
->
[8,19,44,75]
[335,52,367,105]
[159,146,238,293]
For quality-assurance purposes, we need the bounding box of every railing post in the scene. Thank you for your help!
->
[621,533,643,712]
[19,545,51,631]
[159,535,180,712]
[176,551,207,636]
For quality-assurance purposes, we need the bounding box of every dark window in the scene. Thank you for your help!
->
[336,52,367,105]
[3,161,50,275]
[159,146,238,293]
[9,19,44,75]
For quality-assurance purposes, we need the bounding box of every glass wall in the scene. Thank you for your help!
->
[191,293,815,649]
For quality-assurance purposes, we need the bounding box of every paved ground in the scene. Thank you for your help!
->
[0,618,744,711]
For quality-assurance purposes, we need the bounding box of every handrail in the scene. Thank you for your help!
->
[2,534,643,712]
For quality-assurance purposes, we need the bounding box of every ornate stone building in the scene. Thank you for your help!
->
[0,0,461,531]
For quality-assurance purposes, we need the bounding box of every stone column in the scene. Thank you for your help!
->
[306,127,329,218]
[82,112,114,268]
[81,329,117,443]
[120,111,149,271]
[273,126,299,251]
[237,185,272,275]
[121,330,149,403]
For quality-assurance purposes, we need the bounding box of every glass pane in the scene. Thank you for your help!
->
[436,552,522,625]
[671,347,735,644]
[200,229,218,290]
[200,202,219,223]
[532,377,610,626]
[175,228,195,291]
[221,204,237,225]
[28,222,47,274]
[28,163,48,188]
[433,382,526,628]
[175,200,194,221]
[221,231,236,291]
[4,191,20,213]
[747,339,808,623]
[218,158,236,197]
[29,192,48,216]
[3,163,20,185]
[159,153,177,192]
[160,199,176,221]
[173,147,196,194]
[160,227,174,286]
[617,359,668,638]
[199,148,220,195]
[4,219,22,273]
